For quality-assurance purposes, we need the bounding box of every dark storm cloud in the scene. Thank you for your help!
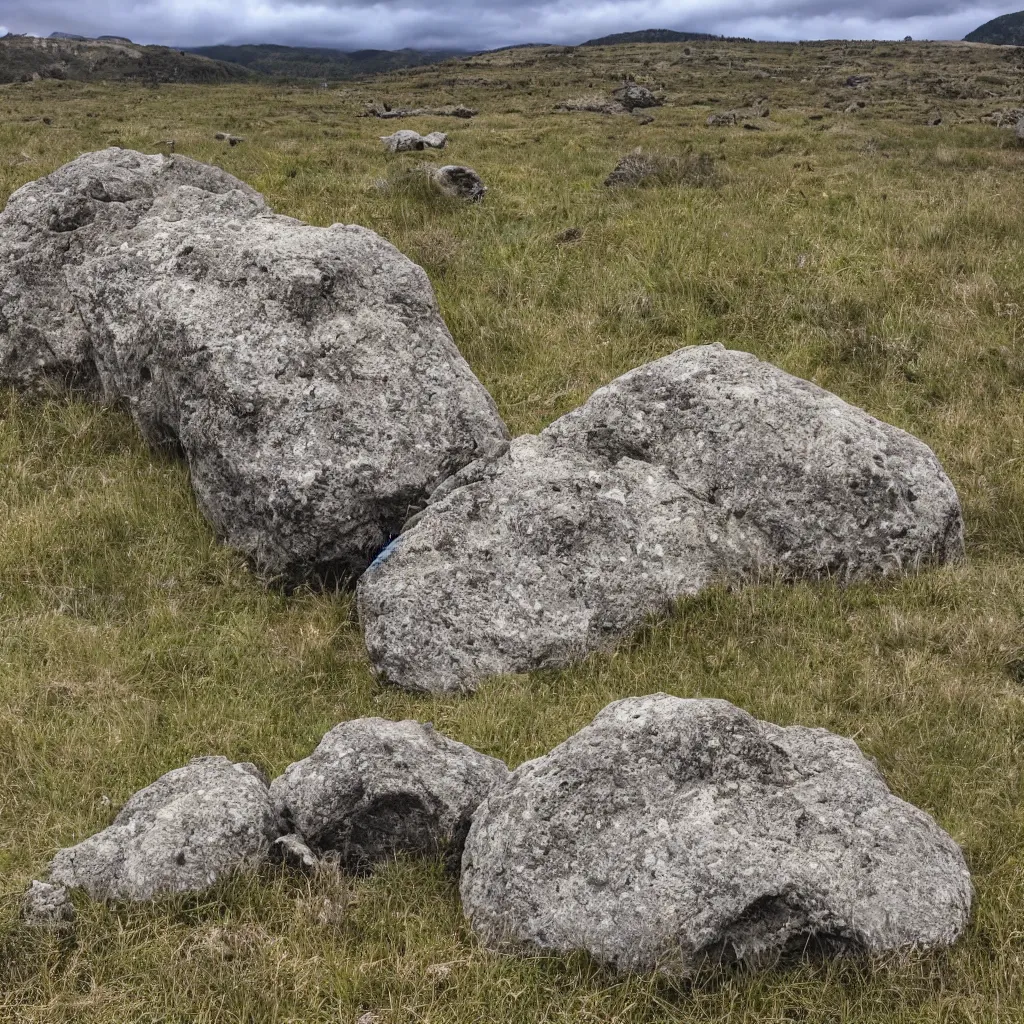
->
[0,0,1004,51]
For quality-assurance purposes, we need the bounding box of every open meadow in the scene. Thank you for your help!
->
[0,36,1023,1023]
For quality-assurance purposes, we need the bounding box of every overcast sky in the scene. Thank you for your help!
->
[0,0,1009,51]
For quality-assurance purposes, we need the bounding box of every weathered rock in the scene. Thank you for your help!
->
[381,129,448,152]
[358,343,962,693]
[269,718,509,873]
[0,149,508,583]
[48,757,281,902]
[554,95,628,115]
[612,83,663,111]
[21,880,75,930]
[0,147,262,393]
[1015,116,1024,144]
[429,165,486,202]
[364,103,477,119]
[272,833,321,873]
[706,111,738,126]
[461,695,973,976]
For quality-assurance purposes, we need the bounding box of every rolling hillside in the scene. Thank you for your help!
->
[185,43,466,80]
[0,33,252,84]
[964,10,1024,44]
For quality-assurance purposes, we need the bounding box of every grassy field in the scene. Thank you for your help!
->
[1,37,1023,1023]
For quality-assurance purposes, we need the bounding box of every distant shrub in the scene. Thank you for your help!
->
[604,148,721,188]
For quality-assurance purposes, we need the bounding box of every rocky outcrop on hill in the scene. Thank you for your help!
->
[358,344,962,693]
[461,695,973,976]
[0,149,508,584]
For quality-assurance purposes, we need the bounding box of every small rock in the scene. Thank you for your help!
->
[214,132,245,145]
[706,111,738,126]
[380,130,448,153]
[21,881,75,931]
[1014,117,1024,144]
[48,757,282,901]
[844,74,872,88]
[927,110,943,126]
[554,96,628,115]
[461,695,973,976]
[429,164,486,201]
[269,719,509,873]
[272,833,320,873]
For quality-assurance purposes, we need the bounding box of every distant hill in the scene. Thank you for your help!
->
[964,11,1024,45]
[0,33,253,84]
[580,28,730,46]
[185,43,466,80]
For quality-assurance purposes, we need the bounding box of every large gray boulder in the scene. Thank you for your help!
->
[270,718,509,873]
[0,148,262,394]
[48,756,281,902]
[358,343,963,693]
[0,149,508,582]
[460,695,973,976]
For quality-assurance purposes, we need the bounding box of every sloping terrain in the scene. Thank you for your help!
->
[965,10,1024,45]
[581,28,735,45]
[185,43,467,80]
[0,33,252,84]
[0,36,1023,1024]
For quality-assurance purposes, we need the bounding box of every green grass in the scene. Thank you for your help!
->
[1,38,1023,1022]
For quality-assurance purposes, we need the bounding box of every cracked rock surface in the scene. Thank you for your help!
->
[358,343,963,693]
[460,694,973,976]
[21,881,76,930]
[48,756,282,901]
[270,718,509,873]
[0,148,508,583]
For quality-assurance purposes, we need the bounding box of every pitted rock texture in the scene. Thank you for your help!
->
[358,343,962,693]
[0,148,508,583]
[381,130,448,152]
[269,718,509,873]
[358,433,770,693]
[460,695,973,977]
[21,880,76,930]
[48,756,281,902]
[0,148,262,394]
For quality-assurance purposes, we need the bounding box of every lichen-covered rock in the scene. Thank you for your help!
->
[0,149,508,583]
[381,130,448,152]
[358,343,962,693]
[612,83,662,110]
[21,880,75,930]
[461,695,973,976]
[269,719,509,873]
[429,165,486,201]
[48,757,281,901]
[0,148,261,393]
[358,434,769,693]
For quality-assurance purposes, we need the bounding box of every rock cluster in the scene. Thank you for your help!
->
[0,149,508,584]
[362,102,477,119]
[381,129,448,152]
[358,343,963,694]
[28,702,971,979]
[461,695,972,976]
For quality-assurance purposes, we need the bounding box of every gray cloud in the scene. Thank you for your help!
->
[0,0,1003,51]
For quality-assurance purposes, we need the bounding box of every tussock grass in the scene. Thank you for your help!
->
[603,148,721,187]
[0,38,1023,1022]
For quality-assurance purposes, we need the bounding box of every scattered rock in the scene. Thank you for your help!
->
[358,343,963,693]
[706,111,738,126]
[272,833,320,873]
[0,149,508,583]
[1015,117,1024,144]
[48,757,282,901]
[981,107,1024,127]
[554,95,628,115]
[845,74,872,88]
[429,164,487,201]
[380,130,448,153]
[631,112,655,125]
[844,101,866,113]
[612,83,663,111]
[21,880,75,930]
[927,109,943,126]
[364,103,477,119]
[461,695,973,976]
[269,719,509,873]
[214,132,245,146]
